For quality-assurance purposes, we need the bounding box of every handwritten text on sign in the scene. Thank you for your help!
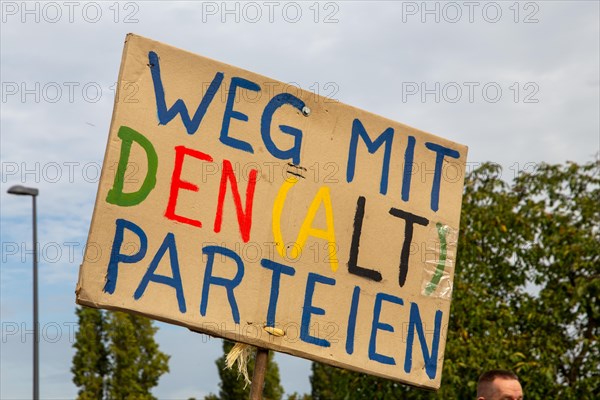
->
[76,34,468,390]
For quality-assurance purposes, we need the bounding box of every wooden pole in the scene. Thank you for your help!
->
[249,347,269,400]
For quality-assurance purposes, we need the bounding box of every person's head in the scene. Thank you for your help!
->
[476,370,523,400]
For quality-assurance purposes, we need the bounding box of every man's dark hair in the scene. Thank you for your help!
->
[478,369,520,385]
[477,369,521,398]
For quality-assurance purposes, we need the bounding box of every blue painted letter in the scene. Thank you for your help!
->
[346,118,394,195]
[404,302,443,379]
[134,232,186,313]
[220,77,261,153]
[149,51,223,134]
[104,219,147,294]
[201,245,245,324]
[402,135,416,202]
[261,259,296,327]
[424,142,460,212]
[301,272,335,347]
[369,292,404,365]
[346,286,361,355]
[261,93,305,165]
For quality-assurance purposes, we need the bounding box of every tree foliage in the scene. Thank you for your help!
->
[72,308,170,400]
[72,307,108,400]
[105,311,170,399]
[206,340,284,400]
[309,159,599,399]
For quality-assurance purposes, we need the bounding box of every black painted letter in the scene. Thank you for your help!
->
[347,196,383,281]
[389,208,429,287]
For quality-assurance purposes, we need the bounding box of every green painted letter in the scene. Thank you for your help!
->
[106,126,158,206]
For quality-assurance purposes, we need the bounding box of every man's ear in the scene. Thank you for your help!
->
[477,397,485,400]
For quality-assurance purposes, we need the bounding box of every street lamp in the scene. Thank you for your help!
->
[7,185,39,400]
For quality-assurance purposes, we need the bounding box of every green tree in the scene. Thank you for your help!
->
[511,160,599,398]
[72,308,170,400]
[206,340,284,400]
[310,363,405,400]
[72,307,108,400]
[285,392,312,400]
[106,311,170,400]
[309,159,599,399]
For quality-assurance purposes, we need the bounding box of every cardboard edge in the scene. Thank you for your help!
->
[74,33,469,392]
[75,298,441,391]
[124,33,467,152]
[75,33,135,301]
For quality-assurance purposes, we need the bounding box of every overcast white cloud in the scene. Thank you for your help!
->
[1,1,598,399]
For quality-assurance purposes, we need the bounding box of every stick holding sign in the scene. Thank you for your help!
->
[76,33,468,391]
[249,348,269,400]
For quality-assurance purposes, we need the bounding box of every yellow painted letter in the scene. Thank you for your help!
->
[271,178,338,272]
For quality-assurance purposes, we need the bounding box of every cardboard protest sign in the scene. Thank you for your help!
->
[76,33,468,390]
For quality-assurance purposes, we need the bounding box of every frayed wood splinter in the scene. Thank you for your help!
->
[225,342,254,387]
[263,326,286,337]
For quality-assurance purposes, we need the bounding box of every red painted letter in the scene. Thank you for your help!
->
[165,146,213,227]
[214,159,258,242]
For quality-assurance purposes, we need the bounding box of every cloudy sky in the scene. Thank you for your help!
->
[1,1,598,399]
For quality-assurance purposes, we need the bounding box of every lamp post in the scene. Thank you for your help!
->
[7,185,39,400]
